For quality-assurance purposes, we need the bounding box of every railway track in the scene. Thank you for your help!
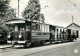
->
[0,45,25,53]
[0,41,78,56]
[0,42,55,53]
[0,47,16,53]
[0,42,62,53]
[24,41,79,56]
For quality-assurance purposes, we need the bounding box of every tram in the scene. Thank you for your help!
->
[6,19,79,47]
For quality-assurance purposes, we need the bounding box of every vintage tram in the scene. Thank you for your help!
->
[6,19,79,47]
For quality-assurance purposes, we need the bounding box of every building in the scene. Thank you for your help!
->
[66,23,80,38]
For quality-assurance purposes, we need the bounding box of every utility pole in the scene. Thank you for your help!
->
[72,16,74,23]
[72,16,74,30]
[18,0,19,18]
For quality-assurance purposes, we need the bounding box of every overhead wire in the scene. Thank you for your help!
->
[67,0,80,23]
[67,0,80,12]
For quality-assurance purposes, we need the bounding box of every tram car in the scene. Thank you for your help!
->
[6,19,79,47]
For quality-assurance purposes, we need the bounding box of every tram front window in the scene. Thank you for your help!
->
[15,25,18,31]
[32,23,36,31]
[20,28,25,31]
[26,26,30,31]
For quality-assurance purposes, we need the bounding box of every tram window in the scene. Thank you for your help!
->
[40,24,42,31]
[26,26,30,31]
[36,24,40,31]
[57,29,58,34]
[15,26,18,31]
[20,28,25,31]
[58,29,60,34]
[38,25,40,31]
[32,26,36,31]
[26,26,28,31]
[46,25,49,32]
[28,26,30,30]
[42,24,45,32]
[36,24,38,30]
[32,23,36,30]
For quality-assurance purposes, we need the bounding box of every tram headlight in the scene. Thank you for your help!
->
[19,33,22,38]
[8,35,11,38]
[7,32,11,38]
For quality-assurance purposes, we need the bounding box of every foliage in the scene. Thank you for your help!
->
[39,14,45,23]
[22,0,42,21]
[6,8,16,21]
[0,0,10,19]
[0,0,16,31]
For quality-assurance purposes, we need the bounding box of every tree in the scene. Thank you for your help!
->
[5,8,16,21]
[39,14,45,23]
[0,0,9,25]
[22,0,41,21]
[0,0,16,31]
[0,0,10,19]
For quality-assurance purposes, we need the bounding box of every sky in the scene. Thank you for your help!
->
[9,0,80,27]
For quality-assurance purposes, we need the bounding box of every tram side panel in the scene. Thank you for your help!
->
[54,28,67,42]
[31,23,50,42]
[64,29,68,42]
[61,29,67,42]
[55,28,62,42]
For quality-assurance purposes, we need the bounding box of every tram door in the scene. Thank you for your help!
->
[67,29,71,41]
[76,30,79,38]
[50,25,55,41]
[23,25,31,41]
[25,31,31,41]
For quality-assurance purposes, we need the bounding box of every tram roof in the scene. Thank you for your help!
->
[6,19,25,24]
[6,19,65,28]
[5,19,46,24]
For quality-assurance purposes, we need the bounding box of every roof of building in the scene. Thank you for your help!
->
[66,23,80,28]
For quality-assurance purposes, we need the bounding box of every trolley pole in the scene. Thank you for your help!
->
[18,0,19,18]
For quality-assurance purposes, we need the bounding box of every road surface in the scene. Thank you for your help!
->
[0,39,80,56]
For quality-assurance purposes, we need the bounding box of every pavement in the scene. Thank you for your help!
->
[0,44,12,49]
[0,38,80,49]
[0,40,80,56]
[0,39,80,56]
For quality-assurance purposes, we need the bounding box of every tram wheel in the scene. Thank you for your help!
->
[40,41,45,46]
[23,44,27,48]
[50,40,53,44]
